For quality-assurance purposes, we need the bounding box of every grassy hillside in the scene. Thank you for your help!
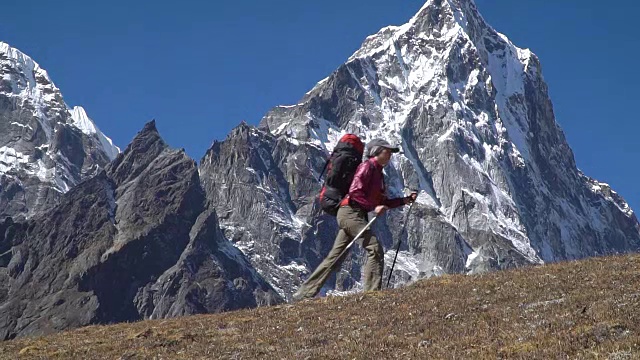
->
[2,254,640,359]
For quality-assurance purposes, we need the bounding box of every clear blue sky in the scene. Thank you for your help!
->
[1,0,638,212]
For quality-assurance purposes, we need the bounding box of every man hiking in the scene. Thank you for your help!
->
[293,138,417,301]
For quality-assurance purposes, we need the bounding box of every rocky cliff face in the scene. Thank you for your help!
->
[0,122,281,340]
[200,0,640,299]
[0,42,119,221]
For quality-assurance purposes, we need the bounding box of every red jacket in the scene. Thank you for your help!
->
[340,158,405,212]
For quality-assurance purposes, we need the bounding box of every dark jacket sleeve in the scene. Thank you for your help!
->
[383,196,406,209]
[348,161,376,212]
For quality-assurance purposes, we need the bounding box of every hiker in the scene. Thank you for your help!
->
[293,138,417,300]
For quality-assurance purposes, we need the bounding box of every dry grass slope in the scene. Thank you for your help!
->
[2,254,640,359]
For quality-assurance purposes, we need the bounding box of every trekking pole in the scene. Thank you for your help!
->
[386,200,416,289]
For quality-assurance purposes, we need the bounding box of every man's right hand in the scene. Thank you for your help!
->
[374,205,389,215]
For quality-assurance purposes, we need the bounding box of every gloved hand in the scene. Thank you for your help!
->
[404,192,418,204]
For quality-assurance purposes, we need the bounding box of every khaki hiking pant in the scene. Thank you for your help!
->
[296,205,384,298]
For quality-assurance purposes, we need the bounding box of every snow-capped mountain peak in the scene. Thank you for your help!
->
[0,41,120,219]
[70,106,120,160]
[1,41,119,159]
[70,106,98,135]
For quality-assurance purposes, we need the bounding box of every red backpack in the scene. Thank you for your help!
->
[318,134,365,216]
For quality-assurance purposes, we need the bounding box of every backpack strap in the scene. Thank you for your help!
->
[317,150,336,183]
[317,159,330,183]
